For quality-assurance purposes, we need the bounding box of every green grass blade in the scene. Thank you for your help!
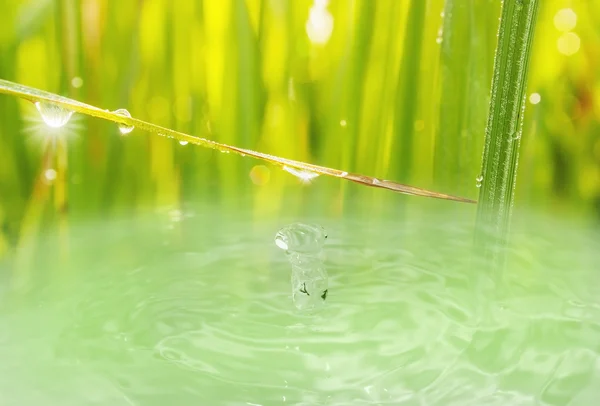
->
[475,0,540,254]
[0,78,475,203]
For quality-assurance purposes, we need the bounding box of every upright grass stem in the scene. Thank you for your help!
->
[475,0,540,263]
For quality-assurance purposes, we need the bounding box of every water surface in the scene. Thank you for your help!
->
[0,201,599,405]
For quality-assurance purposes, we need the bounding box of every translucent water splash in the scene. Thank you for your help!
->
[275,223,328,311]
[35,102,74,128]
[113,108,134,134]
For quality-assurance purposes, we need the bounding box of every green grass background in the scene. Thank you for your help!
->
[0,0,599,258]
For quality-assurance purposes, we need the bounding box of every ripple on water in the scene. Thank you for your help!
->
[2,210,600,405]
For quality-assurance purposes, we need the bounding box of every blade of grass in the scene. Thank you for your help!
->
[0,78,476,203]
[475,0,540,262]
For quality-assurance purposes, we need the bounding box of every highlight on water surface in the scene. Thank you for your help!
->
[0,78,476,204]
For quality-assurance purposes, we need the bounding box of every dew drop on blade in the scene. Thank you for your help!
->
[476,175,483,188]
[35,102,74,128]
[275,223,328,311]
[283,166,319,183]
[113,108,134,135]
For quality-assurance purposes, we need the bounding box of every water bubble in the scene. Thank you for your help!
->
[283,166,319,183]
[275,223,328,311]
[179,140,189,146]
[476,175,483,188]
[35,102,74,128]
[113,109,134,134]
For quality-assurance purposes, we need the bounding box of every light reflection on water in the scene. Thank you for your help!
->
[0,206,599,405]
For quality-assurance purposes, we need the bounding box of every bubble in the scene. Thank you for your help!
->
[35,102,74,128]
[113,108,134,134]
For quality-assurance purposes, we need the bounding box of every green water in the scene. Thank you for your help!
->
[1,199,599,406]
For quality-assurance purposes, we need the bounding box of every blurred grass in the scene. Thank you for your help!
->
[0,0,600,259]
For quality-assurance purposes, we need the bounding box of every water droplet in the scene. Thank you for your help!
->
[179,140,188,146]
[372,178,381,185]
[35,102,74,128]
[283,166,319,183]
[113,109,134,134]
[71,77,83,88]
[476,175,483,188]
[44,168,57,181]
[338,171,348,177]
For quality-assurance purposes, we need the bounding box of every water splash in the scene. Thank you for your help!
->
[113,109,134,134]
[35,102,74,128]
[275,223,328,311]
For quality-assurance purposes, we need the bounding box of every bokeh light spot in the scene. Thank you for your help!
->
[557,32,580,56]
